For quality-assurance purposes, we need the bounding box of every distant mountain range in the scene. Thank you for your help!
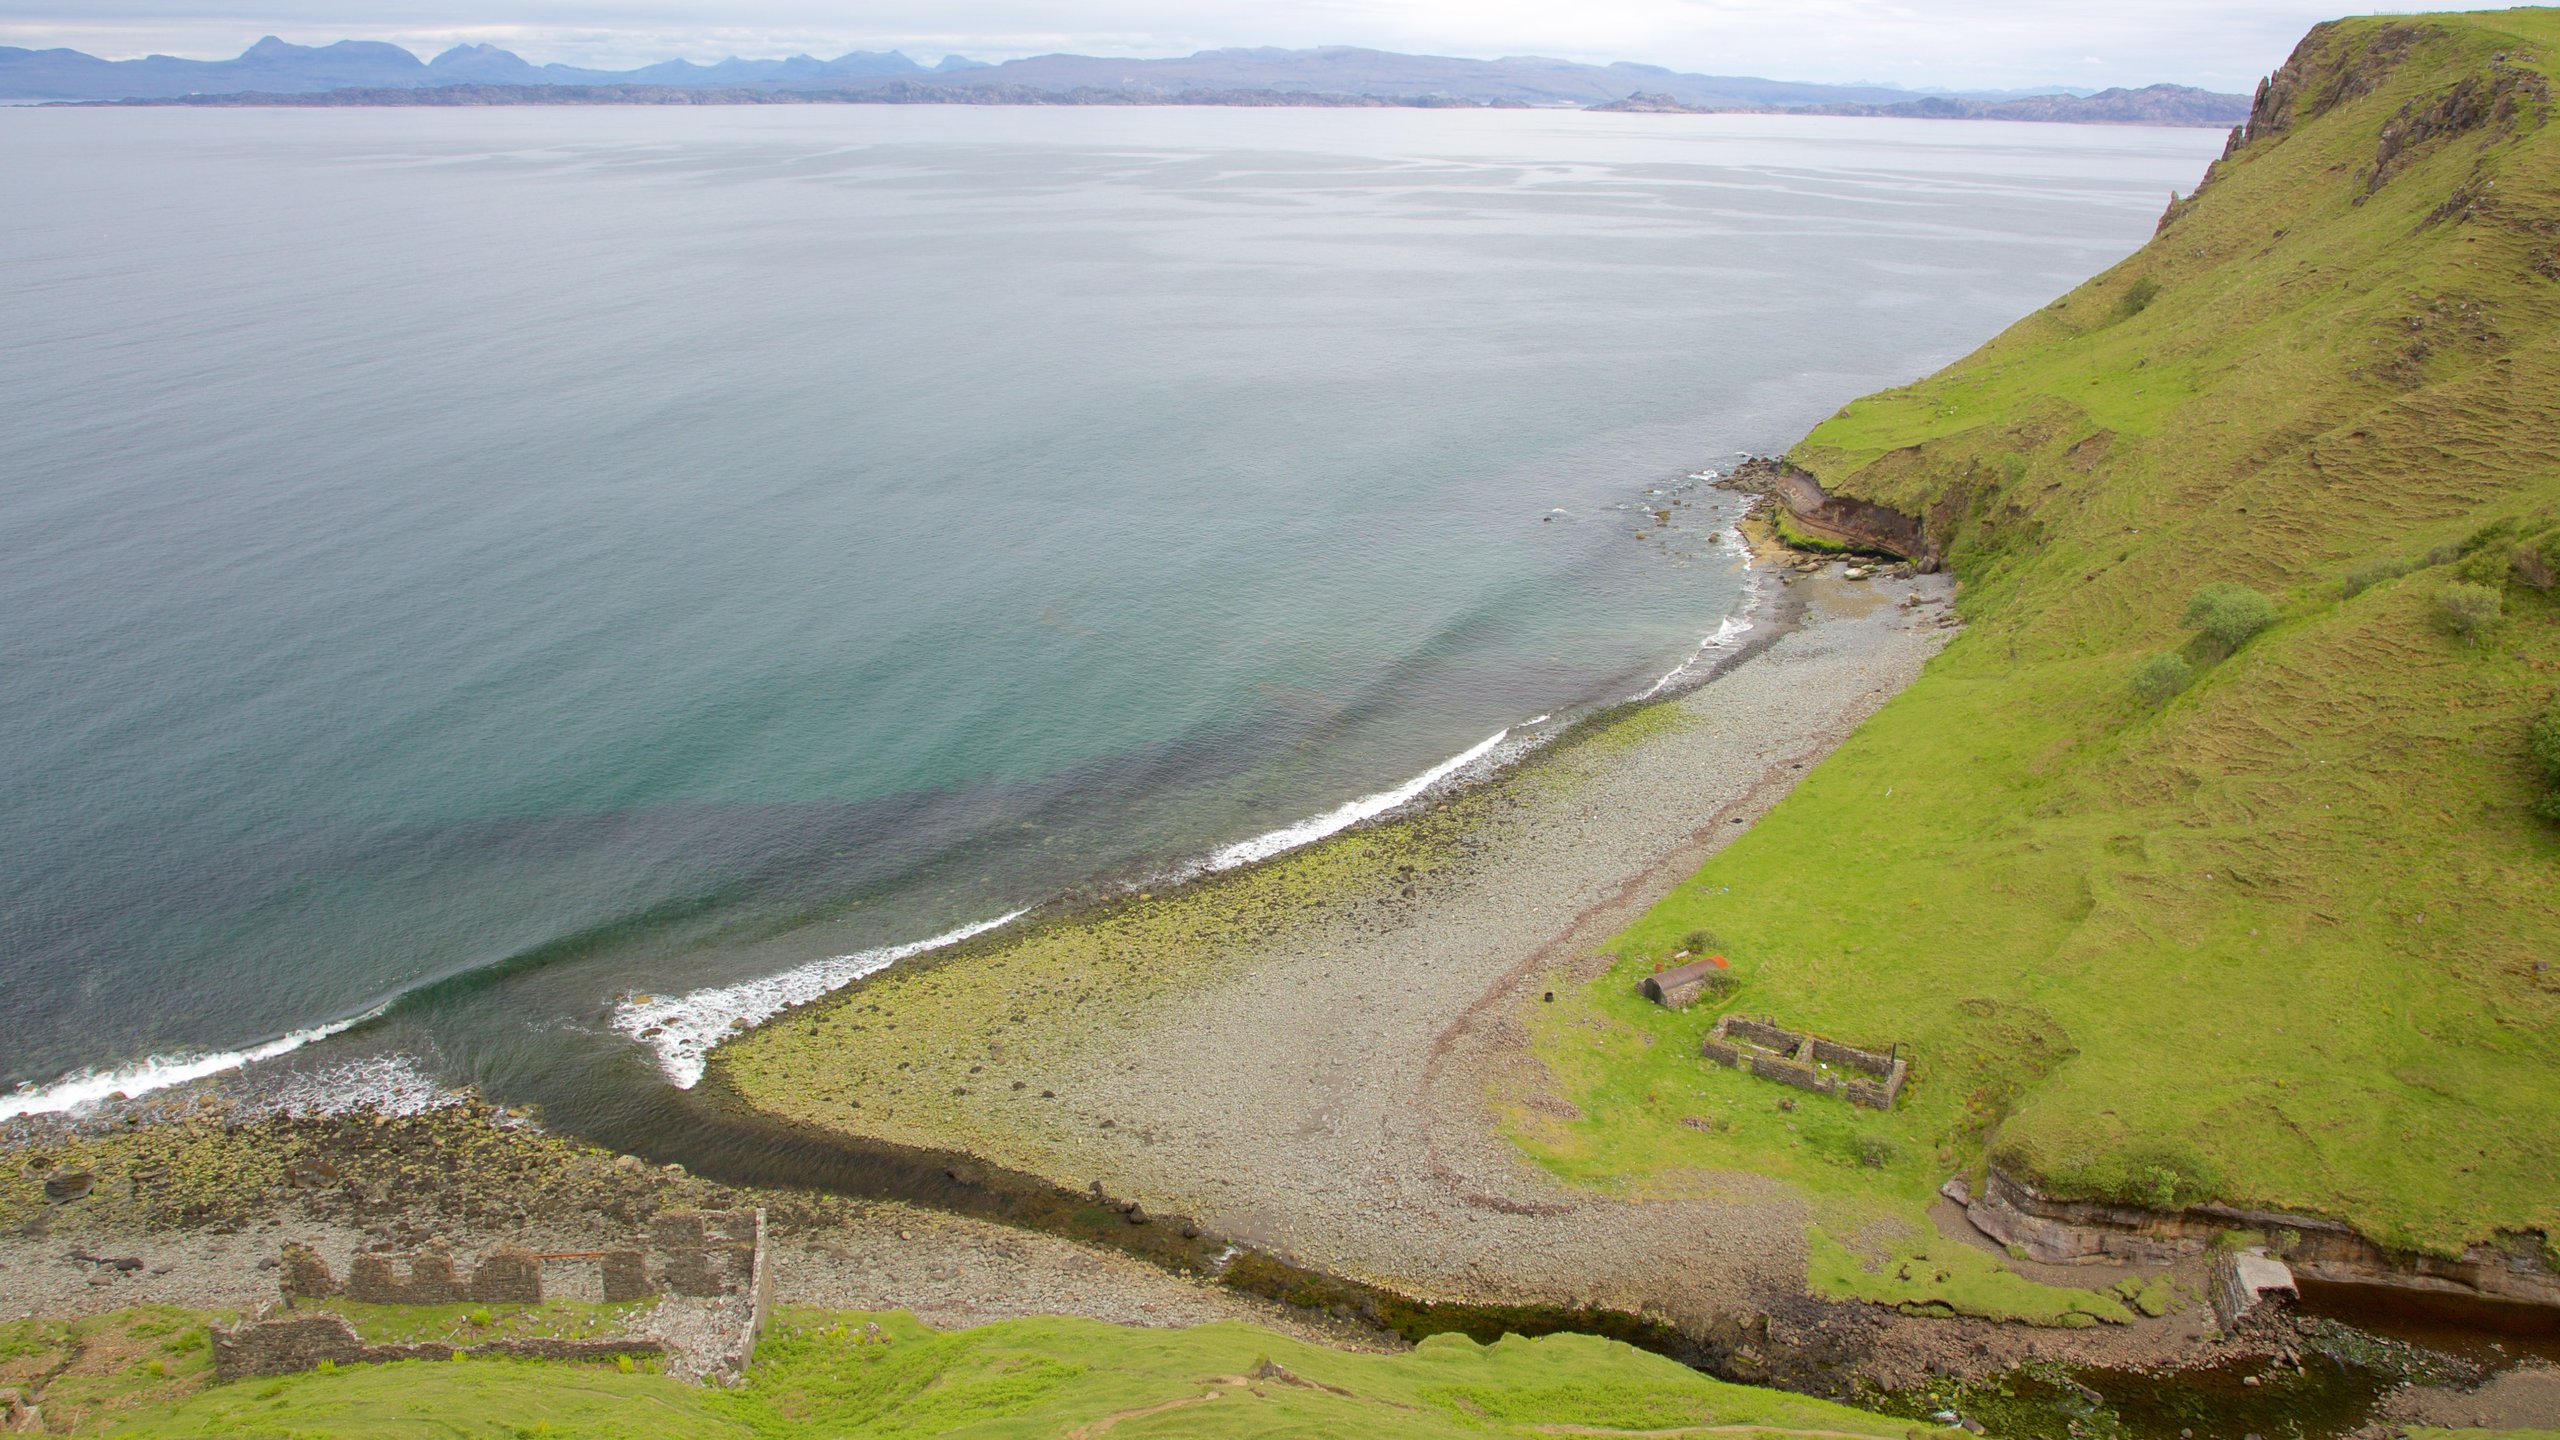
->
[1,35,2250,126]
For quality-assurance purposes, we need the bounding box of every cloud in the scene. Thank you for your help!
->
[0,0,2526,90]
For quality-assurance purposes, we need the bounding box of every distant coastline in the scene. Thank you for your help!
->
[51,82,1535,111]
[3,35,2250,125]
[50,80,2243,125]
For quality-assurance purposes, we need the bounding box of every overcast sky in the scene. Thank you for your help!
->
[3,1,2528,91]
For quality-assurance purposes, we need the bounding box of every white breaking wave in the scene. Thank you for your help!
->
[0,1003,392,1121]
[1633,613,1756,702]
[613,910,1029,1089]
[1191,722,1529,877]
[617,721,1547,1085]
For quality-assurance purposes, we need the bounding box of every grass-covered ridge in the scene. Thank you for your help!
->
[42,1306,1918,1438]
[1518,8,2560,1257]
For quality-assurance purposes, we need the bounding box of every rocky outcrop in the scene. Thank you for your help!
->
[1722,458,1936,564]
[1964,1167,2560,1309]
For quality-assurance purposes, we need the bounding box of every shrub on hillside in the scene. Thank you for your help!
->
[2129,653,2193,706]
[2435,582,2503,640]
[2182,583,2277,653]
[2529,704,2560,822]
[2343,557,2418,598]
[2514,536,2560,592]
[2461,517,2521,556]
[2120,277,2161,316]
[2457,545,2514,588]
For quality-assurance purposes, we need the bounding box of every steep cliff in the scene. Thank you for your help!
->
[1588,10,2560,1259]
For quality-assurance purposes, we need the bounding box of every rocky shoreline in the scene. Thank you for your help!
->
[5,547,2554,1431]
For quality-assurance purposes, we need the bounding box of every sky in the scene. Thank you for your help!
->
[1,1,2532,92]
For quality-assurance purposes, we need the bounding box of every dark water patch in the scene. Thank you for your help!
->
[524,1069,1760,1377]
[1216,1249,1731,1370]
[2297,1276,2560,1365]
[1870,1355,2393,1440]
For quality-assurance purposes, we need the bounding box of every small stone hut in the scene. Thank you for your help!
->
[1639,958,1729,1009]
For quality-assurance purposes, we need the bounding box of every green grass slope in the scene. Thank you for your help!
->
[66,1307,1917,1438]
[1517,8,2560,1259]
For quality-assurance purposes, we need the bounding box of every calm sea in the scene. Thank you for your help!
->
[0,105,2219,1123]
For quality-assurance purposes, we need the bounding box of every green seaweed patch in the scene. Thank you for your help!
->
[1807,1228,2133,1327]
[717,680,1719,1167]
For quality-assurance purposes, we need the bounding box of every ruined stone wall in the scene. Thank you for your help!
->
[600,1250,651,1304]
[1706,1018,1904,1111]
[211,1313,663,1383]
[1721,1018,1801,1053]
[653,1210,758,1299]
[1746,1053,1830,1095]
[466,1246,543,1304]
[345,1250,462,1304]
[1810,1038,1892,1078]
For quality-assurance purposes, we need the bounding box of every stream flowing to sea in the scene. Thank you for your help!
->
[0,105,2220,1125]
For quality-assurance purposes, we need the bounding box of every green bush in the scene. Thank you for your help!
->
[2435,582,2503,640]
[2342,556,2417,598]
[2181,583,2277,653]
[2514,536,2560,591]
[2531,706,2560,784]
[2121,277,2162,316]
[2129,653,2193,706]
[2529,705,2560,824]
[2456,545,2512,587]
[2460,517,2520,555]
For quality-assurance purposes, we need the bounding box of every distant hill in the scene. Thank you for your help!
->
[0,35,985,101]
[1,35,2248,125]
[1595,82,2247,126]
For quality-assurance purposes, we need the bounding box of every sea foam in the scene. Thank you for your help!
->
[613,910,1030,1088]
[1632,613,1756,702]
[1189,721,1530,876]
[244,1055,462,1119]
[0,1004,391,1120]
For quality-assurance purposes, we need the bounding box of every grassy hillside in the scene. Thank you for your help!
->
[1516,8,2560,1259]
[29,1306,1917,1438]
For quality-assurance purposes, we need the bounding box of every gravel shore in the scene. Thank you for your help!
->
[725,559,1963,1334]
[0,1111,1364,1348]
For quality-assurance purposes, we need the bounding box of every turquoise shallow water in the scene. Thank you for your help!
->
[0,106,2220,1116]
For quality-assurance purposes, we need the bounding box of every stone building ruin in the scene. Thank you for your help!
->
[1700,1016,1907,1109]
[214,1207,769,1386]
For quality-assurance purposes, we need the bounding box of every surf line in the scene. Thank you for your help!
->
[614,911,1030,1090]
[1185,720,1536,877]
[621,717,1548,1087]
[0,1002,395,1121]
